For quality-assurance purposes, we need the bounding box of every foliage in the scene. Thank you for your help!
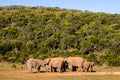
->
[0,6,120,66]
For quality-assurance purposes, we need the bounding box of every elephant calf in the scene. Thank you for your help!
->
[82,61,94,72]
[27,58,45,73]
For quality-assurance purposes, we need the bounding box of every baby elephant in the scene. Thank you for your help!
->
[82,61,94,72]
[27,58,45,73]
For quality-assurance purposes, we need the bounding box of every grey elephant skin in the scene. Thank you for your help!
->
[65,57,85,72]
[27,58,45,73]
[44,57,65,72]
[82,61,94,72]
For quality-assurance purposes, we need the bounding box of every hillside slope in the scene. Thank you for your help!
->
[0,6,120,66]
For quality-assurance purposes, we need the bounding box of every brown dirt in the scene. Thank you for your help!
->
[0,70,120,77]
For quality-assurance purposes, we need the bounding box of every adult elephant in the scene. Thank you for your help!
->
[26,58,45,73]
[82,61,94,72]
[44,57,65,72]
[65,57,85,72]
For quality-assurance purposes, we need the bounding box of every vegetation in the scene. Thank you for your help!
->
[0,6,120,66]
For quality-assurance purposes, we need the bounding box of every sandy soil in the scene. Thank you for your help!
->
[0,70,120,77]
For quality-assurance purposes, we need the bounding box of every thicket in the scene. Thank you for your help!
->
[0,6,120,66]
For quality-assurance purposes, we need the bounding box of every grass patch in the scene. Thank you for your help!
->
[94,65,120,72]
[0,62,27,71]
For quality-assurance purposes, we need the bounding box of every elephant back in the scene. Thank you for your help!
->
[50,57,64,65]
[67,57,85,66]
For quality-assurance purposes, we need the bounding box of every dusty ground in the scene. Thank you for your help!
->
[0,70,120,77]
[0,62,120,80]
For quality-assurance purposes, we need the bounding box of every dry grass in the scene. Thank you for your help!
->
[0,62,120,80]
[94,65,120,72]
[0,62,27,71]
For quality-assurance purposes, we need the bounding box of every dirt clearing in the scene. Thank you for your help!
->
[0,70,120,80]
[0,70,120,77]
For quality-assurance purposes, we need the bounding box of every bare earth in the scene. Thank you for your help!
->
[0,70,120,77]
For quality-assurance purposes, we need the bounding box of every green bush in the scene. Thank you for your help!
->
[4,28,19,39]
[86,53,100,64]
[99,51,120,66]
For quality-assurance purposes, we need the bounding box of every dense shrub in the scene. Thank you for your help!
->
[0,6,120,66]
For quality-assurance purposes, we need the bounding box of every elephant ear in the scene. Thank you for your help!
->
[45,58,51,65]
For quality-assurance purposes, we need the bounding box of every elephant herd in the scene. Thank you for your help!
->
[26,57,94,73]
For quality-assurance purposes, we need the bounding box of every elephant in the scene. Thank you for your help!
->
[26,58,45,73]
[44,57,65,72]
[65,57,85,72]
[82,61,94,72]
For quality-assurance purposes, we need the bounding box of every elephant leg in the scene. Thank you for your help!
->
[37,66,40,72]
[29,67,32,72]
[27,63,32,73]
[87,68,89,72]
[36,65,40,72]
[82,68,85,72]
[49,65,53,72]
[90,65,93,72]
[51,66,54,72]
[48,64,52,72]
[85,68,88,72]
[87,65,91,72]
[62,63,66,72]
[45,65,50,72]
[68,65,72,72]
[58,67,62,72]
[52,67,57,72]
[79,66,84,72]
[53,67,57,72]
[72,66,76,71]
